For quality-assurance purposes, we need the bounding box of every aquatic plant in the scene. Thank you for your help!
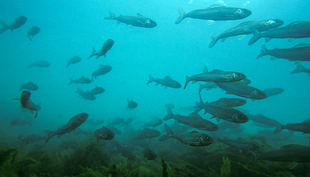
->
[220,156,231,177]
[161,156,169,177]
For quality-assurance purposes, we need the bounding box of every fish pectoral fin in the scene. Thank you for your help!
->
[288,38,296,42]
[238,35,247,40]
[207,20,214,25]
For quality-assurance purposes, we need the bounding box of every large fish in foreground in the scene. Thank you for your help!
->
[104,11,157,28]
[45,113,88,143]
[159,124,213,147]
[291,62,310,76]
[0,16,27,34]
[249,21,310,45]
[215,81,267,100]
[175,5,251,24]
[147,75,181,89]
[184,69,246,89]
[257,43,310,61]
[163,107,219,131]
[274,120,310,134]
[209,19,284,48]
[89,39,114,59]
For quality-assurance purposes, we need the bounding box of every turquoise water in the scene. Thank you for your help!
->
[1,0,310,176]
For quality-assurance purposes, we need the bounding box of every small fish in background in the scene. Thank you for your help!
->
[89,86,105,95]
[143,145,157,160]
[28,60,50,68]
[144,119,163,128]
[92,65,112,81]
[45,113,89,143]
[164,103,175,109]
[66,56,82,68]
[89,39,114,59]
[147,75,182,89]
[13,91,41,118]
[27,26,40,41]
[107,126,122,135]
[104,11,157,28]
[94,126,115,142]
[262,88,284,97]
[107,117,125,126]
[198,83,218,94]
[274,119,310,134]
[123,117,133,125]
[133,128,161,141]
[19,82,38,91]
[68,76,91,85]
[127,99,138,109]
[290,62,310,77]
[0,16,27,34]
[113,141,136,160]
[75,88,96,101]
[10,117,32,127]
[19,134,46,144]
[75,128,92,136]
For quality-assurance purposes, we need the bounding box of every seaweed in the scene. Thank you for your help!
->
[220,156,231,177]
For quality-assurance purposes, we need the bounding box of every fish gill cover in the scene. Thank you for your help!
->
[1,0,310,176]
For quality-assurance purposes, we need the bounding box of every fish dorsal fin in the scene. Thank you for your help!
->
[208,4,225,8]
[188,112,201,118]
[211,69,223,73]
[293,43,310,48]
[164,76,173,80]
[287,21,307,26]
[137,13,143,16]
[189,131,199,134]
[203,66,208,73]
[302,119,310,123]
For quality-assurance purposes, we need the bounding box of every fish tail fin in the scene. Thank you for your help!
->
[290,62,306,74]
[273,124,283,134]
[34,111,38,118]
[248,29,261,45]
[175,8,186,24]
[104,11,116,20]
[27,34,32,41]
[198,83,203,95]
[208,34,219,48]
[158,123,174,141]
[147,74,154,84]
[68,78,74,85]
[184,75,190,89]
[257,44,268,59]
[163,108,173,120]
[44,130,54,143]
[88,47,97,59]
[0,19,9,34]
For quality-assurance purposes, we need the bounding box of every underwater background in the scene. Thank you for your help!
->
[1,0,310,176]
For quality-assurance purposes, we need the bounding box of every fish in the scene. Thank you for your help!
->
[89,86,105,95]
[0,16,27,34]
[184,69,246,89]
[249,21,310,45]
[107,126,122,135]
[248,114,281,128]
[13,91,41,118]
[68,76,91,85]
[108,117,125,126]
[198,83,218,94]
[262,88,284,97]
[92,65,112,81]
[45,113,88,143]
[75,88,96,101]
[10,117,32,127]
[144,119,163,128]
[215,81,267,100]
[66,56,82,68]
[210,98,247,107]
[113,142,136,160]
[19,82,38,91]
[257,144,310,167]
[196,95,249,123]
[175,5,251,24]
[133,128,161,140]
[75,128,92,136]
[291,62,310,76]
[127,99,138,109]
[209,19,284,48]
[143,145,157,160]
[20,134,46,144]
[104,11,157,28]
[27,26,40,41]
[274,120,310,134]
[123,117,133,125]
[164,103,175,109]
[147,75,181,89]
[257,43,310,61]
[215,136,260,155]
[217,121,241,130]
[28,60,50,68]
[163,107,219,131]
[94,126,115,142]
[159,124,213,147]
[89,39,114,59]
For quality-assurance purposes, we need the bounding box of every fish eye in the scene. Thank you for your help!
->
[236,9,242,14]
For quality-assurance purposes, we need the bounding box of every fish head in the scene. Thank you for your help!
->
[144,19,157,28]
[251,90,267,100]
[173,81,182,88]
[76,113,89,123]
[104,130,115,140]
[197,134,213,146]
[234,99,247,107]
[232,112,249,123]
[235,8,252,18]
[106,39,114,46]
[208,123,219,131]
[267,19,284,28]
[230,72,246,81]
